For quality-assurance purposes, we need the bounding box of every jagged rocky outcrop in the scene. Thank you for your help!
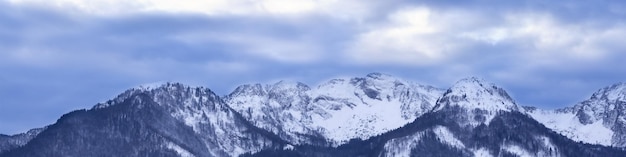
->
[527,82,626,147]
[225,73,444,146]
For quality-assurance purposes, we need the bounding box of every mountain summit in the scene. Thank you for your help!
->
[225,73,444,146]
[247,76,624,157]
[2,83,286,157]
[528,82,626,147]
[434,77,521,126]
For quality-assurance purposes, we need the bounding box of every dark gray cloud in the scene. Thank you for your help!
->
[1,0,626,134]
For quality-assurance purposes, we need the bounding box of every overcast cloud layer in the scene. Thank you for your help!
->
[1,0,625,134]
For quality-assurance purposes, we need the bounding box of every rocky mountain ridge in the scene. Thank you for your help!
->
[2,83,286,157]
[225,73,444,146]
[244,77,625,157]
[1,73,625,157]
[527,82,626,147]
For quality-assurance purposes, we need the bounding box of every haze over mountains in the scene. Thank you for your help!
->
[1,73,625,157]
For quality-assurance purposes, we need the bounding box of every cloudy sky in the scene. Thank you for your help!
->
[1,0,625,134]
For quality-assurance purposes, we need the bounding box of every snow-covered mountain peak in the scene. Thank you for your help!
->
[6,78,626,157]
[363,73,405,88]
[590,82,626,101]
[136,81,167,90]
[365,72,394,80]
[229,81,310,98]
[86,82,279,156]
[92,82,223,114]
[231,84,266,97]
[572,82,626,125]
[435,77,520,126]
[134,82,189,92]
[442,77,517,109]
[225,73,445,146]
[316,72,407,90]
[269,81,311,93]
[312,73,408,101]
[527,82,626,147]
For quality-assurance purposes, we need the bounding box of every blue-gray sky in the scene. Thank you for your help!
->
[1,0,625,134]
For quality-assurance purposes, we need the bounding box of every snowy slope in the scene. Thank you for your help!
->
[225,73,444,145]
[527,108,614,146]
[527,82,626,147]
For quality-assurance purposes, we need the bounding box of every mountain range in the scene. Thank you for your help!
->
[1,73,625,157]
